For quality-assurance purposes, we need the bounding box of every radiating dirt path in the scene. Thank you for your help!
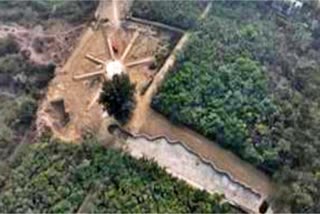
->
[37,0,166,141]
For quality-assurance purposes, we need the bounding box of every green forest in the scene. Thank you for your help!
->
[99,74,136,125]
[0,0,98,25]
[1,0,320,213]
[0,0,97,163]
[0,36,55,161]
[139,0,320,212]
[132,0,205,29]
[0,4,231,211]
[0,137,231,213]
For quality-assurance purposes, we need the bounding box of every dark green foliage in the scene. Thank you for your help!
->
[153,3,280,172]
[154,56,278,169]
[131,0,205,29]
[0,0,98,25]
[99,74,136,125]
[0,96,36,161]
[9,98,37,133]
[0,124,14,161]
[0,36,55,161]
[0,54,55,93]
[52,0,98,23]
[154,1,320,212]
[0,139,231,213]
[0,36,19,57]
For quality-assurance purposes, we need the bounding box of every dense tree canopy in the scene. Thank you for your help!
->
[0,138,232,213]
[0,36,19,57]
[152,4,280,173]
[131,0,206,29]
[0,0,98,25]
[0,36,55,161]
[99,74,136,125]
[153,57,278,169]
[149,1,320,212]
[1,0,320,212]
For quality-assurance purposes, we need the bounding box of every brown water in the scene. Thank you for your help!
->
[135,109,274,197]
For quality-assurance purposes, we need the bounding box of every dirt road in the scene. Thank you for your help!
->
[128,31,190,131]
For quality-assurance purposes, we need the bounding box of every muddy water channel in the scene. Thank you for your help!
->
[124,135,267,213]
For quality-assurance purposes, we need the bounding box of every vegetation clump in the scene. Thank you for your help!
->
[0,36,19,57]
[0,0,98,25]
[153,10,280,172]
[131,0,205,29]
[99,74,136,125]
[152,1,320,212]
[0,138,232,213]
[0,36,55,161]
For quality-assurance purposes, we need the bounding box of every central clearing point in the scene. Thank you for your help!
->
[106,60,124,79]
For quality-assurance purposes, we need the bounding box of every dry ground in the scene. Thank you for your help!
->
[37,21,176,142]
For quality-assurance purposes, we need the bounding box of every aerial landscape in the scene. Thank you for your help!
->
[0,0,320,213]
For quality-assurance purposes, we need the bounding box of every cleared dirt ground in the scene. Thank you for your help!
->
[37,19,176,142]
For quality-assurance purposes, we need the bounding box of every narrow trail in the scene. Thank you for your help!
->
[112,0,120,28]
[95,0,131,26]
[128,2,208,132]
[128,31,190,131]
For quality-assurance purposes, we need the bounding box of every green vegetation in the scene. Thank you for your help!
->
[0,0,98,25]
[0,2,232,214]
[151,1,320,212]
[153,3,280,172]
[131,0,206,29]
[0,36,55,161]
[99,74,136,125]
[0,138,231,213]
[154,57,278,170]
[1,0,319,212]
[0,36,19,57]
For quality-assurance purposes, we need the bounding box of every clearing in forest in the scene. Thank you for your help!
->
[37,1,179,142]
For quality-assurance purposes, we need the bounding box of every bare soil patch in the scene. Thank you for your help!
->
[37,21,178,141]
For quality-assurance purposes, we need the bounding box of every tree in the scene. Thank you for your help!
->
[132,0,204,29]
[0,138,233,213]
[0,36,19,57]
[99,74,136,125]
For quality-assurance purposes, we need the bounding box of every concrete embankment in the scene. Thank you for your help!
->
[120,131,268,213]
